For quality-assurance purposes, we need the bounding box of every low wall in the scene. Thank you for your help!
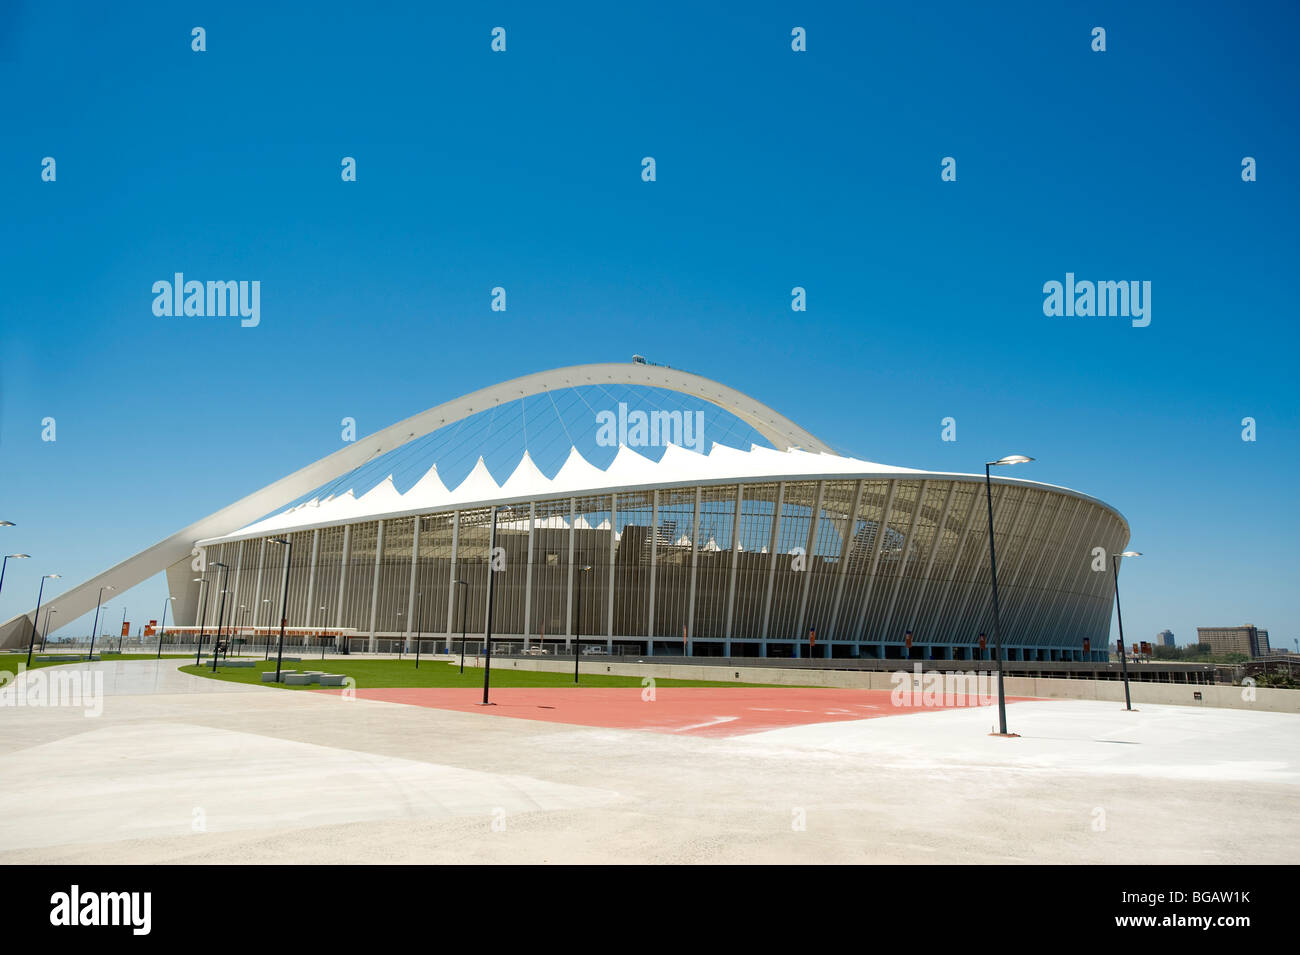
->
[1004,674,1300,713]
[473,656,1300,714]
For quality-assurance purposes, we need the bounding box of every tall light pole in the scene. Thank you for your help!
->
[193,577,210,658]
[41,609,57,650]
[26,573,61,667]
[481,504,512,705]
[262,598,273,653]
[414,593,424,669]
[261,599,272,659]
[319,605,328,659]
[87,585,114,659]
[269,537,293,682]
[207,562,230,670]
[0,552,31,602]
[0,522,18,592]
[454,579,468,673]
[118,606,128,652]
[1111,550,1142,711]
[985,454,1034,737]
[574,563,592,684]
[156,596,174,658]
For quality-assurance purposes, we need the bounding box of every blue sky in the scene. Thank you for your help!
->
[1,1,1297,650]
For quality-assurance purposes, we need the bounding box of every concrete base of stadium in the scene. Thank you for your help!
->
[0,659,1296,864]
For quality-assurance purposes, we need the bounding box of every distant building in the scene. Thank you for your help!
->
[1196,625,1270,658]
[1157,630,1175,647]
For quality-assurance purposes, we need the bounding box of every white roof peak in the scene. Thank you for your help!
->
[453,456,501,498]
[358,474,399,501]
[551,445,606,494]
[407,462,451,508]
[500,450,549,497]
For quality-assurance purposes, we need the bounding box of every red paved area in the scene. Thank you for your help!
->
[337,686,1036,738]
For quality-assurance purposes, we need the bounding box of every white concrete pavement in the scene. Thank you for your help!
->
[741,700,1300,784]
[1,659,1298,864]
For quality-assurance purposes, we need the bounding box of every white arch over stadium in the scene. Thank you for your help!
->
[0,363,833,648]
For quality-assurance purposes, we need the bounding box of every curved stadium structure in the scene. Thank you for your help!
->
[0,363,1129,661]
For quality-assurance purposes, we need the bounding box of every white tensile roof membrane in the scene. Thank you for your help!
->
[203,442,941,544]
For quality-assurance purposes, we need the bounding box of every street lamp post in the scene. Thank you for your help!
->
[1111,550,1142,711]
[984,454,1034,737]
[481,504,512,705]
[262,599,273,654]
[574,563,592,684]
[118,607,128,653]
[269,538,293,682]
[414,593,424,669]
[87,587,113,660]
[454,579,468,674]
[88,587,115,660]
[193,577,210,659]
[261,600,272,659]
[156,596,174,658]
[26,574,61,668]
[0,552,31,603]
[207,563,231,671]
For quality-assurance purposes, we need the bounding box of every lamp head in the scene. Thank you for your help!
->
[988,454,1035,467]
[7,554,30,560]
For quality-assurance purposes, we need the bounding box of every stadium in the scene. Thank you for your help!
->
[0,362,1129,661]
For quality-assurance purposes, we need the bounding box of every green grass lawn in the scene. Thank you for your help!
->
[179,657,773,690]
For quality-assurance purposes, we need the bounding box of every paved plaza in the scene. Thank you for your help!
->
[1,659,1296,864]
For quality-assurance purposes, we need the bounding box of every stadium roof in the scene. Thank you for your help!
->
[197,442,1106,546]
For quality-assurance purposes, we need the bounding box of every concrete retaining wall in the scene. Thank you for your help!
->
[474,656,1300,714]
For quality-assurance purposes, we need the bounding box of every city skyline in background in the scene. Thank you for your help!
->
[1,1,1297,651]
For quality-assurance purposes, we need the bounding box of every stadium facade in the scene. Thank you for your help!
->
[0,363,1129,660]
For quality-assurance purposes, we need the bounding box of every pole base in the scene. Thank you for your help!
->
[478,702,496,706]
[988,732,1021,738]
[1122,707,1140,712]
